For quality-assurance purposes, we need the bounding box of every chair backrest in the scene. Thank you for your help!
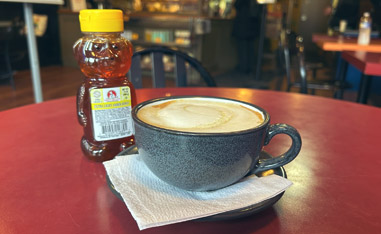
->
[128,47,217,89]
[295,35,308,94]
[278,29,291,87]
[278,30,308,94]
[279,30,300,86]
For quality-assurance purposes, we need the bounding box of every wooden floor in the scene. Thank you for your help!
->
[0,66,83,111]
[0,65,379,112]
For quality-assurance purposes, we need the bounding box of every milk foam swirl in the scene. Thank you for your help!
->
[137,98,264,133]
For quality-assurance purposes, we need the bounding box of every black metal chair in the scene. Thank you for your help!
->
[128,47,217,89]
[294,36,351,95]
[278,30,350,95]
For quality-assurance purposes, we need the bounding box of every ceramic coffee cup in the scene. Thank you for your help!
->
[132,96,301,191]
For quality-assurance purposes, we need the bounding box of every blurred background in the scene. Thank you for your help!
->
[0,0,380,111]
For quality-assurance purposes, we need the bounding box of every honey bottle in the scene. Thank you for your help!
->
[73,9,136,162]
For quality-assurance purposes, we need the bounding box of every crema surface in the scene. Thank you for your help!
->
[137,98,264,133]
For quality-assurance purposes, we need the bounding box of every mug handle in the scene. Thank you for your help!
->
[253,123,302,173]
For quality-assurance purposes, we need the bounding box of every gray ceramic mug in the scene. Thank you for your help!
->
[132,96,301,191]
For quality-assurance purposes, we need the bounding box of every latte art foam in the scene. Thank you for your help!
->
[137,98,264,133]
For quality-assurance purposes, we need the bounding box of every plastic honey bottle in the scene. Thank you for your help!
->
[358,12,372,45]
[73,9,136,162]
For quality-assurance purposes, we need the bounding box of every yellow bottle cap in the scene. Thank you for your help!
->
[79,9,124,32]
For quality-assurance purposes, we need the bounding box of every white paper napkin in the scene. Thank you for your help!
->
[104,154,293,230]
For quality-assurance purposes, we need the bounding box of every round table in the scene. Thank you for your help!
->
[1,87,380,234]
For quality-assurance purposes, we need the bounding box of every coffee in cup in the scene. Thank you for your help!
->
[132,96,301,191]
[137,98,264,133]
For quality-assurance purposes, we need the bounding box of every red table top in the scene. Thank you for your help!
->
[1,87,381,234]
[341,51,381,76]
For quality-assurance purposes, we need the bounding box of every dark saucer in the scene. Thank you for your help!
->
[106,145,287,221]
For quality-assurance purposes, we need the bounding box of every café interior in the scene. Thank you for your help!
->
[2,1,381,233]
[1,0,380,110]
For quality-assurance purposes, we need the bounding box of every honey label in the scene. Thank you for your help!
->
[90,86,133,141]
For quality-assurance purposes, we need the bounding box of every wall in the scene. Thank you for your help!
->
[58,11,81,67]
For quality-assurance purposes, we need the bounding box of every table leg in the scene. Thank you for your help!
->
[23,3,43,103]
[357,74,372,104]
[335,52,342,81]
[334,56,348,99]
